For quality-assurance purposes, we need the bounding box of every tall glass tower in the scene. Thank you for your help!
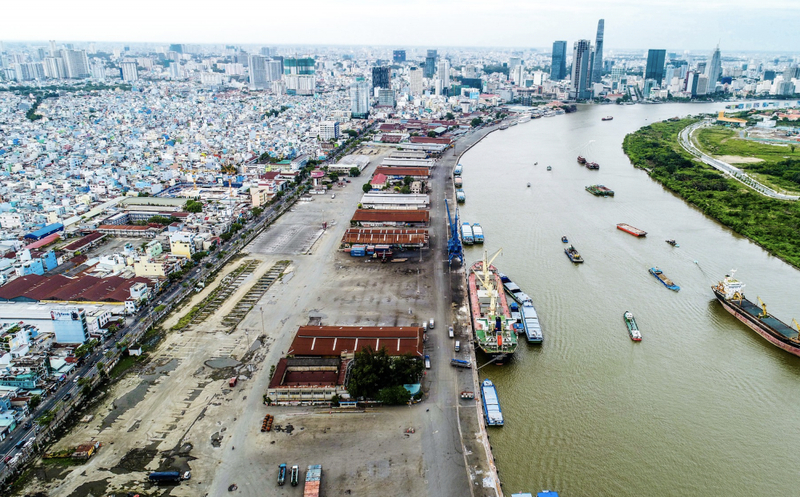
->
[592,19,604,83]
[551,41,567,81]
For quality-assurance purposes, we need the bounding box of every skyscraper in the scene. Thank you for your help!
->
[409,67,423,96]
[248,54,269,89]
[705,45,722,91]
[645,49,667,85]
[592,19,604,83]
[425,50,437,78]
[438,59,451,88]
[284,57,315,96]
[372,66,391,89]
[60,49,90,79]
[120,61,139,82]
[571,40,593,99]
[350,78,371,119]
[393,50,406,63]
[551,41,567,81]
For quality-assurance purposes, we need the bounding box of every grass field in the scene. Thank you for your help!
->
[695,125,800,193]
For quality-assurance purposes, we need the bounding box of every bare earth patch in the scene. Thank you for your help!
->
[716,155,764,164]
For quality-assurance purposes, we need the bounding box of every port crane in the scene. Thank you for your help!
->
[444,198,463,266]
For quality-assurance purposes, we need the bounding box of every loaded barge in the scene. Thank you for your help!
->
[650,267,680,291]
[586,185,614,197]
[481,379,504,426]
[468,249,518,361]
[713,272,800,357]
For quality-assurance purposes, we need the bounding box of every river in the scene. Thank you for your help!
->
[458,102,800,497]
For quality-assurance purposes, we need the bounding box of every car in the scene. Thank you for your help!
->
[63,393,72,400]
[183,471,191,480]
[23,421,32,429]
[454,341,461,352]
[429,318,435,329]
[448,326,454,338]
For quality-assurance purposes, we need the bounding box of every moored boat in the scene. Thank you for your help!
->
[649,267,680,291]
[468,250,518,361]
[454,176,463,188]
[456,189,466,203]
[521,298,543,343]
[564,245,584,263]
[585,184,615,197]
[472,223,484,243]
[712,272,800,357]
[454,164,463,176]
[617,223,647,237]
[623,311,642,341]
[481,379,504,426]
[461,222,474,245]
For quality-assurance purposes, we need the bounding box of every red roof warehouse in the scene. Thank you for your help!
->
[288,326,424,357]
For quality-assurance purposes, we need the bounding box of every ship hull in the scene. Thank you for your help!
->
[714,290,800,357]
[468,262,518,360]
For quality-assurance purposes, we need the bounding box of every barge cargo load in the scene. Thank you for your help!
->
[586,185,615,197]
[713,272,800,357]
[461,222,474,245]
[649,267,680,291]
[472,223,484,243]
[617,223,647,237]
[481,379,504,426]
[521,298,543,343]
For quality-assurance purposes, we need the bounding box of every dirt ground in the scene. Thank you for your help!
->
[715,155,764,164]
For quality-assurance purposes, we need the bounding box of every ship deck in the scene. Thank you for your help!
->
[738,297,799,339]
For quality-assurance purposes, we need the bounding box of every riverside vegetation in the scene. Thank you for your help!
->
[623,118,800,268]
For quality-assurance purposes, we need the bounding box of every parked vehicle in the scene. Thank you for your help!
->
[429,318,435,329]
[278,463,287,486]
[148,471,182,483]
[424,355,431,369]
[182,471,191,480]
[448,326,454,338]
[454,341,461,352]
[290,464,299,486]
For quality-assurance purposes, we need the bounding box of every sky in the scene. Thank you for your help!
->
[5,0,800,53]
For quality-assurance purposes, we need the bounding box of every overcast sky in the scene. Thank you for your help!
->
[5,0,799,53]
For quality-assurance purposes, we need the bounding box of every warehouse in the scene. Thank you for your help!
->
[350,209,429,227]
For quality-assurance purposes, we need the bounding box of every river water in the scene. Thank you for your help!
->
[458,102,800,497]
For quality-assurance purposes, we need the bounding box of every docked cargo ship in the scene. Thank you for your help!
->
[586,185,615,197]
[481,379,504,426]
[617,223,647,237]
[468,250,518,361]
[713,272,800,357]
[472,223,484,243]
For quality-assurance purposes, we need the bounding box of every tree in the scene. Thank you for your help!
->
[377,385,411,405]
[403,176,413,186]
[329,172,340,183]
[400,185,411,194]
[445,112,455,120]
[347,347,393,399]
[346,129,358,137]
[471,117,483,128]
[349,167,361,177]
[427,131,438,137]
[29,394,42,410]
[184,199,203,213]
[362,183,372,193]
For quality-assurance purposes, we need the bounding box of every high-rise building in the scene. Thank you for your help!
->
[168,62,182,80]
[425,50,437,78]
[592,19,604,83]
[49,40,57,57]
[645,49,667,85]
[571,40,593,100]
[60,49,90,79]
[377,88,396,108]
[696,74,709,95]
[438,59,451,88]
[120,61,139,82]
[267,60,282,82]
[284,57,315,96]
[705,46,722,90]
[409,67,423,96]
[319,121,340,141]
[260,47,271,57]
[350,78,371,119]
[550,41,567,81]
[372,66,391,89]
[43,57,65,79]
[393,50,406,63]
[91,60,106,81]
[513,65,526,86]
[248,54,269,89]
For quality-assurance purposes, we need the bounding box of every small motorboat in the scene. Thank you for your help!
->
[666,239,679,247]
[547,165,552,171]
[561,236,568,243]
[527,182,531,187]
[534,162,538,165]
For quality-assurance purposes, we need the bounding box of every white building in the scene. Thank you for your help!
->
[438,59,451,88]
[319,121,340,141]
[350,78,370,118]
[409,67,423,96]
[120,61,139,82]
[248,54,269,89]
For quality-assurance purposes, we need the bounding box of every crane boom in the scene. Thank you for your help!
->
[757,296,768,318]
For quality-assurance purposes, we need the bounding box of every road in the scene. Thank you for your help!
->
[0,182,300,471]
[679,120,799,201]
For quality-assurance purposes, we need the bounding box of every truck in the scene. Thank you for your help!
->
[278,463,287,486]
[228,377,238,387]
[148,471,182,483]
[304,464,322,497]
[291,464,300,486]
[450,358,472,369]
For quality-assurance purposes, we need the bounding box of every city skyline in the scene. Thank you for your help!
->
[3,0,800,52]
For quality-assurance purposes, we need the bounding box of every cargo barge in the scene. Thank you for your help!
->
[481,379,504,426]
[623,311,642,341]
[713,272,800,357]
[617,223,647,237]
[461,222,474,245]
[586,184,614,197]
[468,250,518,361]
[521,298,543,343]
[456,189,466,203]
[649,267,680,291]
[472,223,484,243]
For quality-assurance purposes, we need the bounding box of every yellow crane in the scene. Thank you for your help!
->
[757,296,768,318]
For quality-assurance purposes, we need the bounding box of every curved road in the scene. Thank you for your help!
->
[678,120,799,201]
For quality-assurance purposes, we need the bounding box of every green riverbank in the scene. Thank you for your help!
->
[623,118,800,268]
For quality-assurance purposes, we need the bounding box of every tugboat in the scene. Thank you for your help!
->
[527,182,531,187]
[666,239,679,247]
[623,311,642,341]
[546,165,552,171]
[602,116,614,121]
[564,245,584,263]
[586,162,600,170]
[561,236,568,243]
[577,156,587,165]
[649,267,680,291]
